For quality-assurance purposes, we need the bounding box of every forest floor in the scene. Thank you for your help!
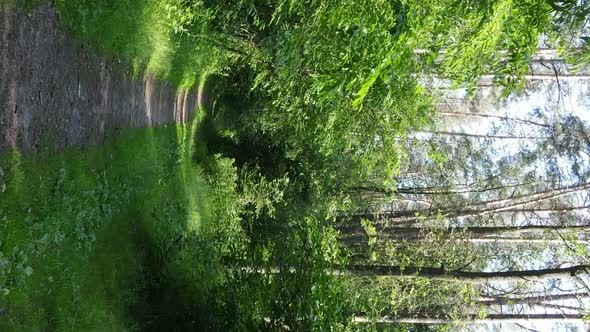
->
[0,3,200,152]
[0,3,237,330]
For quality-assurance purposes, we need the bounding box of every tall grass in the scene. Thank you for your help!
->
[0,113,246,330]
[0,1,252,329]
[54,0,227,88]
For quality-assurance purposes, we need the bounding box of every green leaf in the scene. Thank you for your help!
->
[353,68,381,110]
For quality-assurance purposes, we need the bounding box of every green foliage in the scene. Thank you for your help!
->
[54,0,226,87]
[415,0,551,94]
[243,0,432,191]
[547,0,590,32]
[1,0,43,11]
[200,0,558,200]
[6,0,590,329]
[202,155,247,258]
[544,1,590,72]
[343,276,478,323]
[0,122,192,329]
[239,165,289,219]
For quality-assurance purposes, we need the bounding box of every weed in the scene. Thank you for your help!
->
[54,0,228,88]
[0,112,247,330]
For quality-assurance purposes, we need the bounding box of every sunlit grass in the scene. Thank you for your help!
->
[0,113,217,330]
[53,0,227,89]
[0,2,245,329]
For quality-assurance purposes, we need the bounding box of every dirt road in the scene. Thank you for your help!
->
[0,4,199,152]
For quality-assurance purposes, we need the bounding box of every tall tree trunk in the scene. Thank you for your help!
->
[479,74,590,81]
[414,130,548,140]
[467,238,589,245]
[232,264,590,283]
[438,111,551,128]
[338,264,590,283]
[356,176,543,197]
[353,313,583,324]
[338,225,590,242]
[414,48,579,61]
[341,182,590,225]
[479,292,590,306]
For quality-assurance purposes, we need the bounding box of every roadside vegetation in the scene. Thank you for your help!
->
[2,0,590,331]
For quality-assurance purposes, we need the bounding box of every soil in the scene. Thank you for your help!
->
[0,3,200,152]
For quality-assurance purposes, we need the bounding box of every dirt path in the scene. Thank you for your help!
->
[0,4,199,152]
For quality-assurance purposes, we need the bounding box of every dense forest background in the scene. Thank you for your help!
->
[2,0,590,331]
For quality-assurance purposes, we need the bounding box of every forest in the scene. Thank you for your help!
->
[1,0,590,331]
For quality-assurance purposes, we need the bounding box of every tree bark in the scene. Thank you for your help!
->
[336,224,590,244]
[351,180,587,198]
[467,238,590,245]
[438,111,551,128]
[415,130,548,140]
[353,313,583,324]
[338,264,590,283]
[479,292,590,306]
[338,225,590,242]
[341,182,590,225]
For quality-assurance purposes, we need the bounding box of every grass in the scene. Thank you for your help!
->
[2,0,227,87]
[0,110,245,330]
[52,0,227,88]
[0,1,253,330]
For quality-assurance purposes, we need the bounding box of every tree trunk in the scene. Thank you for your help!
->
[479,292,590,306]
[338,225,590,241]
[414,48,579,61]
[338,264,590,283]
[336,224,590,244]
[341,182,590,225]
[415,130,548,140]
[467,238,589,245]
[234,264,590,283]
[438,111,551,128]
[353,313,583,324]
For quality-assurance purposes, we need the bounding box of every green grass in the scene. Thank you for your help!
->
[0,1,252,330]
[52,0,227,88]
[0,112,243,330]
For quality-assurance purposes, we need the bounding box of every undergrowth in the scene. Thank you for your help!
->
[0,1,252,330]
[0,0,344,330]
[55,0,230,88]
[0,113,246,330]
[1,0,229,88]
